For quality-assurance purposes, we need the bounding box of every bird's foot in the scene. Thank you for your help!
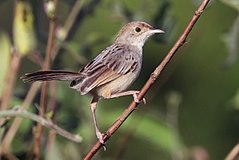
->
[96,131,105,144]
[133,92,146,104]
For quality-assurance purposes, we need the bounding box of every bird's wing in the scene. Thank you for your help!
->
[72,43,140,94]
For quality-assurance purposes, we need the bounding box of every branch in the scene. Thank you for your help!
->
[34,0,58,158]
[52,0,85,57]
[83,0,210,159]
[0,83,41,153]
[225,144,239,160]
[1,0,100,156]
[0,107,82,144]
[0,52,22,110]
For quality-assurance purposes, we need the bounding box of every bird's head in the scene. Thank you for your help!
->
[115,21,164,47]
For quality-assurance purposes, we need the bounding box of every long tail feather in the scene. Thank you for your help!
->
[21,70,82,83]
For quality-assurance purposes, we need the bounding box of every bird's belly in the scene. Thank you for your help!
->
[92,71,140,99]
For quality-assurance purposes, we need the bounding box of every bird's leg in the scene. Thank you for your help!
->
[109,90,146,104]
[90,96,105,144]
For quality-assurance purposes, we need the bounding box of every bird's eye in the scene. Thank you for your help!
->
[135,27,141,32]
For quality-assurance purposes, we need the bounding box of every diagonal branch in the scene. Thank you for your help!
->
[83,0,210,159]
[225,143,239,160]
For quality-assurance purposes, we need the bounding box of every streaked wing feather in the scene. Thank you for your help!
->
[76,44,140,93]
[90,69,121,87]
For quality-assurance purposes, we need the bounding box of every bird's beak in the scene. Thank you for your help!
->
[151,28,165,34]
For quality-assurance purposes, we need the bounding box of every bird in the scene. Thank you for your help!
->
[21,21,164,144]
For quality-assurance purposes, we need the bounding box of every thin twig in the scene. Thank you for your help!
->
[0,52,22,110]
[83,0,210,159]
[0,83,41,153]
[0,107,82,143]
[46,82,57,152]
[34,0,58,158]
[1,0,98,155]
[52,0,85,58]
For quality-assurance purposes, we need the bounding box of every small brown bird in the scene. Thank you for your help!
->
[21,21,164,143]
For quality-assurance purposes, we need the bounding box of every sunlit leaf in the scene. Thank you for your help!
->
[0,31,11,97]
[13,0,37,56]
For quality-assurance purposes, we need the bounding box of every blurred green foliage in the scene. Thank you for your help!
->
[0,0,239,159]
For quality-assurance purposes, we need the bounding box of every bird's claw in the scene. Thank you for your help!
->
[96,132,107,150]
[133,92,146,104]
[96,132,105,144]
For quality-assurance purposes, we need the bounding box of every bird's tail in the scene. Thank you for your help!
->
[21,70,82,83]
